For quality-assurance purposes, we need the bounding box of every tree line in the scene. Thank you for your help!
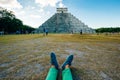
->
[95,27,120,33]
[0,7,35,34]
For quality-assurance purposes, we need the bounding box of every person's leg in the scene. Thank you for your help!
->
[46,66,58,80]
[62,65,73,80]
[62,55,74,80]
[45,52,59,80]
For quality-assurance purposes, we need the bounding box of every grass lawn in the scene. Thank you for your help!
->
[0,34,120,80]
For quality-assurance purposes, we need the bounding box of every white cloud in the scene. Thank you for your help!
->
[58,1,65,7]
[31,7,35,9]
[0,0,22,9]
[35,0,62,7]
[37,8,44,12]
[30,14,41,18]
[13,6,53,27]
[15,10,25,15]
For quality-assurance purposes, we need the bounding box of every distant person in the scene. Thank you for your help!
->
[0,31,4,35]
[80,30,82,35]
[43,28,48,36]
[46,52,73,80]
[45,29,48,36]
[43,28,46,36]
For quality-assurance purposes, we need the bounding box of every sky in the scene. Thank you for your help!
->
[0,0,120,29]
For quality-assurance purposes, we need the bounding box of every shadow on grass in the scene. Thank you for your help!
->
[71,67,84,80]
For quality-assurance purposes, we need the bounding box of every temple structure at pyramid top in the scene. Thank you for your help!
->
[56,8,68,13]
[35,8,95,33]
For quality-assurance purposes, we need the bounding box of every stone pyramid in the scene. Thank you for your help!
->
[36,8,95,33]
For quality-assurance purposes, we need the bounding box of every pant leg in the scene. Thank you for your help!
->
[62,68,73,80]
[46,67,58,80]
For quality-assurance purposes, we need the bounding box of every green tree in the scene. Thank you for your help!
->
[0,7,35,34]
[95,27,120,33]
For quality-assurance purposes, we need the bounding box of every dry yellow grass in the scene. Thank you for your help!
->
[0,34,120,80]
[0,34,43,43]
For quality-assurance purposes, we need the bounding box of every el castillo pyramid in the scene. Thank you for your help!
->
[36,8,95,33]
